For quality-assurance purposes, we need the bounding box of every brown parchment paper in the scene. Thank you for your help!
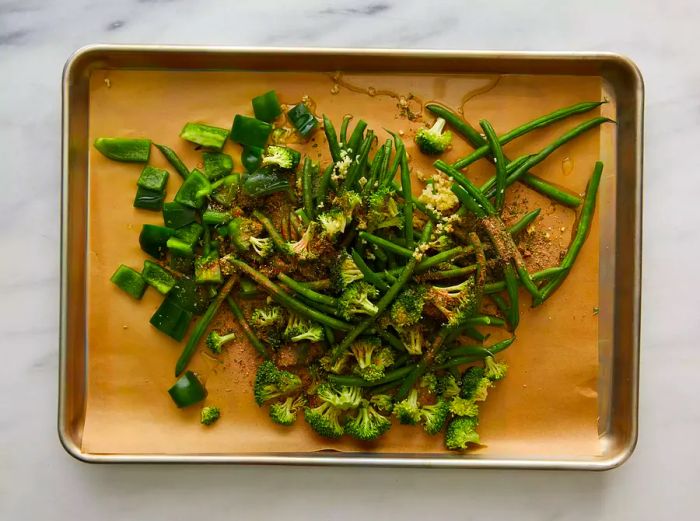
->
[82,69,606,457]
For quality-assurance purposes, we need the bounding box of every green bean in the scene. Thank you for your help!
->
[377,139,393,188]
[339,115,352,145]
[443,100,605,170]
[225,296,269,359]
[225,258,352,331]
[331,222,433,361]
[175,275,237,376]
[469,232,486,308]
[534,161,604,306]
[344,130,374,190]
[328,364,416,388]
[417,264,477,282]
[363,143,386,194]
[395,364,425,401]
[508,208,541,236]
[464,315,506,327]
[316,164,334,206]
[400,151,414,248]
[377,329,405,352]
[519,173,582,208]
[298,279,331,291]
[302,158,316,220]
[324,324,336,346]
[436,160,495,215]
[252,210,289,256]
[502,264,520,329]
[322,114,342,163]
[462,326,487,343]
[479,119,508,212]
[155,143,190,179]
[345,119,367,155]
[484,266,566,293]
[446,337,515,360]
[515,263,542,300]
[452,183,486,218]
[295,208,310,226]
[298,295,339,317]
[425,103,484,146]
[277,273,338,307]
[390,180,441,221]
[359,231,413,258]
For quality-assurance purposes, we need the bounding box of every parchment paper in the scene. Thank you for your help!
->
[82,69,605,457]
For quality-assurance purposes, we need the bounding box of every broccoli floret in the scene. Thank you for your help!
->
[461,366,491,402]
[261,145,301,170]
[345,402,392,441]
[253,360,302,406]
[420,399,450,435]
[320,351,352,374]
[370,394,394,413]
[484,356,508,381]
[390,286,426,329]
[250,305,284,329]
[337,281,379,320]
[393,388,421,425]
[283,314,323,342]
[206,330,236,354]
[334,190,362,217]
[200,405,221,425]
[249,236,274,258]
[367,187,402,231]
[420,373,438,394]
[316,383,363,411]
[449,397,479,417]
[287,222,318,260]
[445,416,480,450]
[228,217,263,252]
[304,401,344,439]
[331,251,364,291]
[269,395,306,426]
[414,117,453,155]
[350,339,394,382]
[399,326,424,356]
[437,374,461,399]
[427,278,478,327]
[318,208,348,240]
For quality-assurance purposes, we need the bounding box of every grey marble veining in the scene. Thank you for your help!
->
[1,0,699,519]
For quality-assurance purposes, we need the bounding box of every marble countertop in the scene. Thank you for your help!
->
[2,0,698,519]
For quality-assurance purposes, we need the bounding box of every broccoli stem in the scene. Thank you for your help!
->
[277,273,338,307]
[225,296,269,359]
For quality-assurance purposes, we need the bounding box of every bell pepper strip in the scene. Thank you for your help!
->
[175,275,238,376]
[287,103,318,139]
[150,295,193,341]
[167,237,194,257]
[168,371,207,408]
[203,151,233,181]
[137,165,169,191]
[110,264,146,299]
[242,169,290,197]
[162,202,197,229]
[202,209,232,226]
[194,250,223,285]
[155,144,190,179]
[241,145,263,172]
[174,170,211,209]
[142,260,176,295]
[139,224,173,259]
[179,122,229,150]
[133,186,165,211]
[230,115,272,148]
[173,222,203,247]
[170,277,211,315]
[252,90,282,123]
[94,137,151,162]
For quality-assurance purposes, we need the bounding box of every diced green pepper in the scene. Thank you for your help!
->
[170,277,211,314]
[195,250,222,284]
[203,151,233,181]
[180,122,229,150]
[242,168,290,197]
[94,137,151,162]
[174,170,211,209]
[110,264,146,299]
[211,174,240,207]
[169,251,194,275]
[241,146,263,172]
[174,222,204,246]
[238,277,260,299]
[139,224,173,259]
[168,371,207,408]
[252,90,282,122]
[287,103,318,139]
[137,165,169,191]
[162,201,197,229]
[167,237,194,257]
[133,186,165,211]
[142,260,177,295]
[202,209,232,226]
[230,115,272,148]
[150,295,193,341]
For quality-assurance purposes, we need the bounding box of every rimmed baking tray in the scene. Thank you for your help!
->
[60,45,642,468]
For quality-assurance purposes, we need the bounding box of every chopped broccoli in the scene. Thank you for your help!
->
[261,145,301,170]
[418,177,459,214]
[249,236,274,258]
[253,360,302,406]
[420,399,450,435]
[316,383,362,411]
[350,338,394,382]
[200,405,221,425]
[345,401,392,441]
[367,186,402,231]
[318,208,348,239]
[331,251,364,291]
[228,217,263,252]
[337,281,379,320]
[484,356,508,381]
[419,373,438,394]
[304,401,344,439]
[320,351,352,374]
[334,190,362,216]
[250,305,284,329]
[414,117,452,155]
[445,416,480,450]
[461,366,491,402]
[205,330,236,354]
[269,395,306,426]
[449,397,479,417]
[390,286,426,329]
[427,278,478,327]
[283,314,323,343]
[287,222,318,260]
[399,326,424,356]
[370,393,394,413]
[437,374,461,399]
[393,389,421,425]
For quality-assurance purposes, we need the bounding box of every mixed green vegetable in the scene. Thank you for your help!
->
[98,88,607,450]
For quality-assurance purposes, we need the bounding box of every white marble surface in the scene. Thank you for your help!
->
[1,0,698,518]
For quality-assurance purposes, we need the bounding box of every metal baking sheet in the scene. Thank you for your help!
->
[59,46,642,468]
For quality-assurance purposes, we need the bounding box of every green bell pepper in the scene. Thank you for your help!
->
[252,90,282,122]
[162,202,197,229]
[230,115,272,148]
[203,152,233,181]
[174,169,211,209]
[195,250,222,284]
[133,186,165,211]
[180,122,229,150]
[173,222,204,246]
[287,103,318,139]
[242,168,290,197]
[168,371,207,408]
[110,264,146,299]
[137,165,169,191]
[142,260,177,295]
[139,224,173,259]
[94,137,151,162]
[241,146,263,172]
[211,174,240,207]
[150,295,193,341]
